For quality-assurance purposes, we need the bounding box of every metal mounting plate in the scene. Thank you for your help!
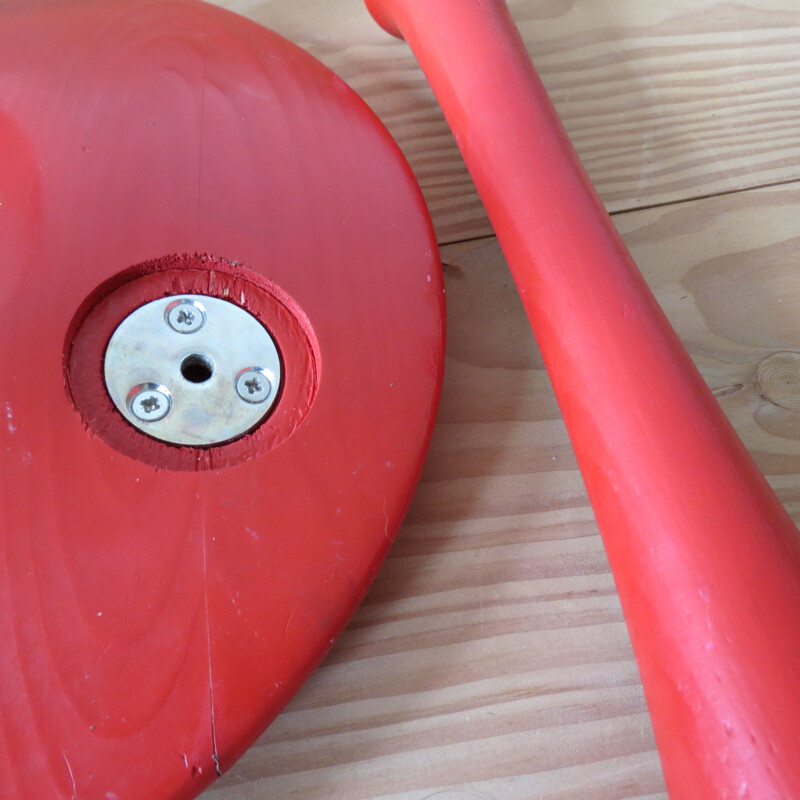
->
[103,294,281,446]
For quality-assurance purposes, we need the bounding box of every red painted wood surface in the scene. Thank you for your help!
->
[0,2,444,798]
[365,1,800,798]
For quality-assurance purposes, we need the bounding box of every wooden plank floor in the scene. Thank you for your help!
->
[205,2,800,798]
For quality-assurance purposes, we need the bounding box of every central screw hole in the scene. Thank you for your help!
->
[181,354,213,384]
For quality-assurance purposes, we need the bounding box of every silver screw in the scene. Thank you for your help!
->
[127,383,172,422]
[235,367,273,404]
[165,298,206,334]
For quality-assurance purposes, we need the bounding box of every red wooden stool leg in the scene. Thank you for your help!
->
[365,1,800,797]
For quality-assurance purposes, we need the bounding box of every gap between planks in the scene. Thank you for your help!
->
[438,174,800,250]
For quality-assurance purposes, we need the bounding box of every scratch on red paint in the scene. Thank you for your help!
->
[62,753,77,799]
[283,607,296,639]
[200,478,222,776]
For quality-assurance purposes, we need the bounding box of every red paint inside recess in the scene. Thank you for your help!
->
[67,254,320,471]
[366,1,800,798]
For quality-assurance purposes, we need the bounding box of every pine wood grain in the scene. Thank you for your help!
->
[207,181,800,800]
[209,0,800,243]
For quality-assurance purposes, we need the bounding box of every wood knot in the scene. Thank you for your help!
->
[756,352,800,410]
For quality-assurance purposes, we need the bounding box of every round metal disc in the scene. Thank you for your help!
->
[104,295,281,445]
